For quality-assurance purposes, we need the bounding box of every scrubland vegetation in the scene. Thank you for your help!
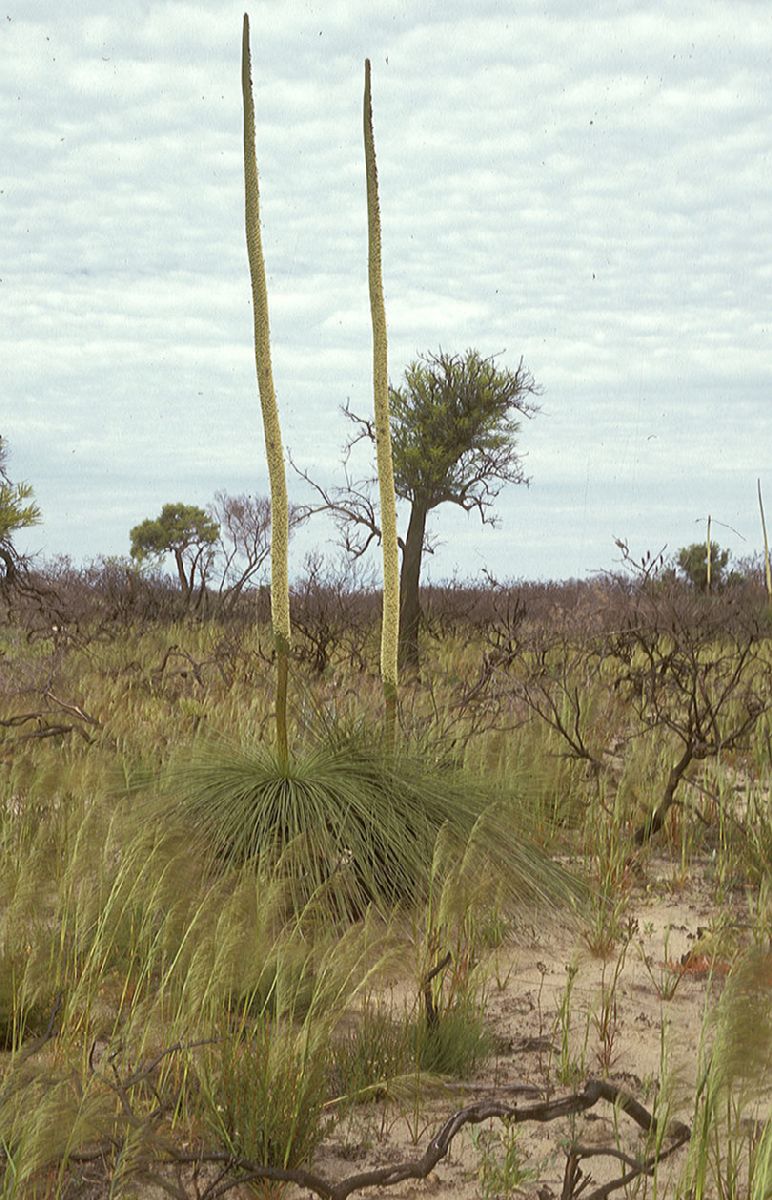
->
[0,562,769,1199]
[2,18,769,1198]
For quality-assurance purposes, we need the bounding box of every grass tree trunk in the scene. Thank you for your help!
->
[399,499,428,672]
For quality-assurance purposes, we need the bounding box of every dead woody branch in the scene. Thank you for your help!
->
[47,1059,688,1200]
[185,1077,690,1200]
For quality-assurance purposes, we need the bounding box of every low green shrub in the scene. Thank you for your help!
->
[161,725,582,921]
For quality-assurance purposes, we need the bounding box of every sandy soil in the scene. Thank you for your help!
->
[308,862,768,1200]
[17,860,769,1200]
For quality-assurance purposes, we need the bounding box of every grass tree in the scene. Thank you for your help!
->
[160,20,581,926]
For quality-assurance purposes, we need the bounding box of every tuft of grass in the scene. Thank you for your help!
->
[581,800,635,959]
[331,992,492,1111]
[414,999,493,1077]
[0,1074,116,1194]
[331,999,413,1106]
[472,1120,536,1199]
[0,969,55,1053]
[197,1018,331,1172]
[193,915,389,1175]
[680,947,772,1199]
[160,726,584,920]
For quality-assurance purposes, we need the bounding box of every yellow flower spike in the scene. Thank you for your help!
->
[363,58,400,736]
[242,14,291,762]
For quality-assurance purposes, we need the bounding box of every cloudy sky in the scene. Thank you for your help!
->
[3,0,770,583]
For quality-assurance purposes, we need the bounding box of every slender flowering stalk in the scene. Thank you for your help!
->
[363,58,400,737]
[242,13,291,763]
[759,479,772,600]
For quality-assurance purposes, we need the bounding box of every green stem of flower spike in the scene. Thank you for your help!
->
[363,58,400,744]
[275,632,289,765]
[242,14,291,766]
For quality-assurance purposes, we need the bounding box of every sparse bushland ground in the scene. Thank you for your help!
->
[0,566,769,1199]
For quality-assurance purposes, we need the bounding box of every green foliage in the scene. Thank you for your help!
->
[0,953,54,1051]
[199,1019,331,1170]
[0,480,40,546]
[0,1074,116,1192]
[713,946,772,1095]
[130,502,218,564]
[194,914,388,1171]
[389,348,540,510]
[472,1121,536,1199]
[392,347,540,666]
[0,438,40,582]
[317,348,541,666]
[414,1000,493,1076]
[677,540,731,591]
[129,502,219,596]
[680,947,772,1199]
[332,995,492,1106]
[161,727,582,918]
[751,1118,772,1200]
[331,999,412,1102]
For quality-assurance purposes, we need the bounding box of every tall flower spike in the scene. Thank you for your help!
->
[758,479,772,600]
[364,58,400,733]
[242,13,291,761]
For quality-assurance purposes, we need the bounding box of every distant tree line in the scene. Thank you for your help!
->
[128,492,304,614]
[2,335,769,657]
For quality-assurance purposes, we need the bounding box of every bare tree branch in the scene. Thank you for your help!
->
[165,1077,691,1200]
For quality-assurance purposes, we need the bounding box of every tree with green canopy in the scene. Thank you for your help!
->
[0,437,41,588]
[677,541,731,592]
[130,502,219,603]
[298,348,540,668]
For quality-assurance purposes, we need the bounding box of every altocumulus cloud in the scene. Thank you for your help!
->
[2,0,770,582]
